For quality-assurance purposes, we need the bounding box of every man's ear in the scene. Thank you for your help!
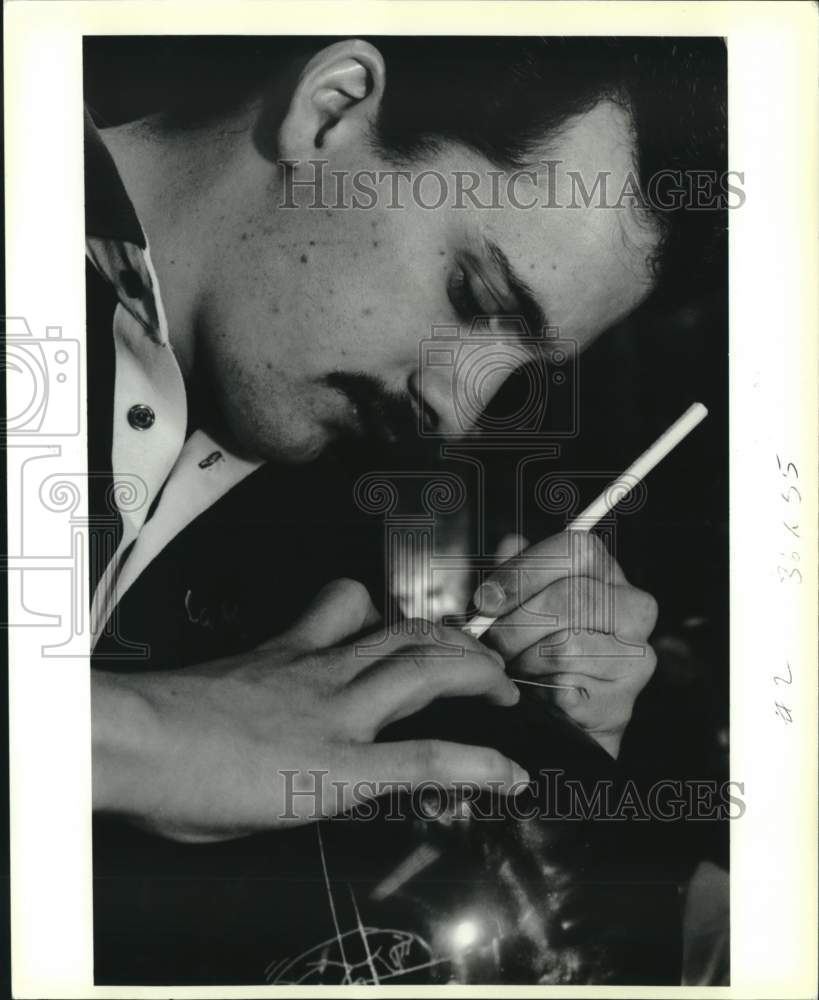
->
[278,39,385,159]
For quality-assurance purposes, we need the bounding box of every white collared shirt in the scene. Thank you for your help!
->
[86,233,263,645]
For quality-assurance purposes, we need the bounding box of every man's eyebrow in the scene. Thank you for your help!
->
[485,239,549,336]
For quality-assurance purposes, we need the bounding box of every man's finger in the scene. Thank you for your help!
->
[342,617,499,679]
[473,531,626,619]
[520,670,637,743]
[486,579,656,660]
[341,645,519,736]
[512,629,657,688]
[353,739,530,795]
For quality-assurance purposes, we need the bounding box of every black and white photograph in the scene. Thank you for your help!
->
[4,3,817,996]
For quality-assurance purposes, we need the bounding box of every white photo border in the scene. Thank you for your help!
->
[5,2,817,997]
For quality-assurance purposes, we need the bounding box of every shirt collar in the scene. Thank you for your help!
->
[85,109,169,344]
[85,108,146,248]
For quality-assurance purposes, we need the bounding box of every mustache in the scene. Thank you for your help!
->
[323,371,424,447]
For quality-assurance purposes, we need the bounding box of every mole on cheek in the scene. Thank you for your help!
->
[362,307,372,316]
[300,253,308,264]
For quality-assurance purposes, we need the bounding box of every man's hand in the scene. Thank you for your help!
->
[475,532,658,758]
[92,578,528,842]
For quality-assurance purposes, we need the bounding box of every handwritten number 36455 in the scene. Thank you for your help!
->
[776,456,802,583]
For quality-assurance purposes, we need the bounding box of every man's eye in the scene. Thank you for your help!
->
[448,266,507,323]
[448,268,482,321]
[448,266,527,346]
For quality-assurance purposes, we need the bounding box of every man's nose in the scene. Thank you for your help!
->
[410,353,512,438]
[408,368,463,437]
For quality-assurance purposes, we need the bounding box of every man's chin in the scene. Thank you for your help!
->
[250,422,437,468]
[264,436,329,465]
[227,422,330,466]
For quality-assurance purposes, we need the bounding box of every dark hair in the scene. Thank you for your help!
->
[368,37,727,299]
[85,35,727,299]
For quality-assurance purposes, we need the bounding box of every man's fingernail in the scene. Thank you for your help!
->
[511,763,530,789]
[475,580,505,614]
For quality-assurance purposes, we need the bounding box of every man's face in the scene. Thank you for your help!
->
[196,100,660,462]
